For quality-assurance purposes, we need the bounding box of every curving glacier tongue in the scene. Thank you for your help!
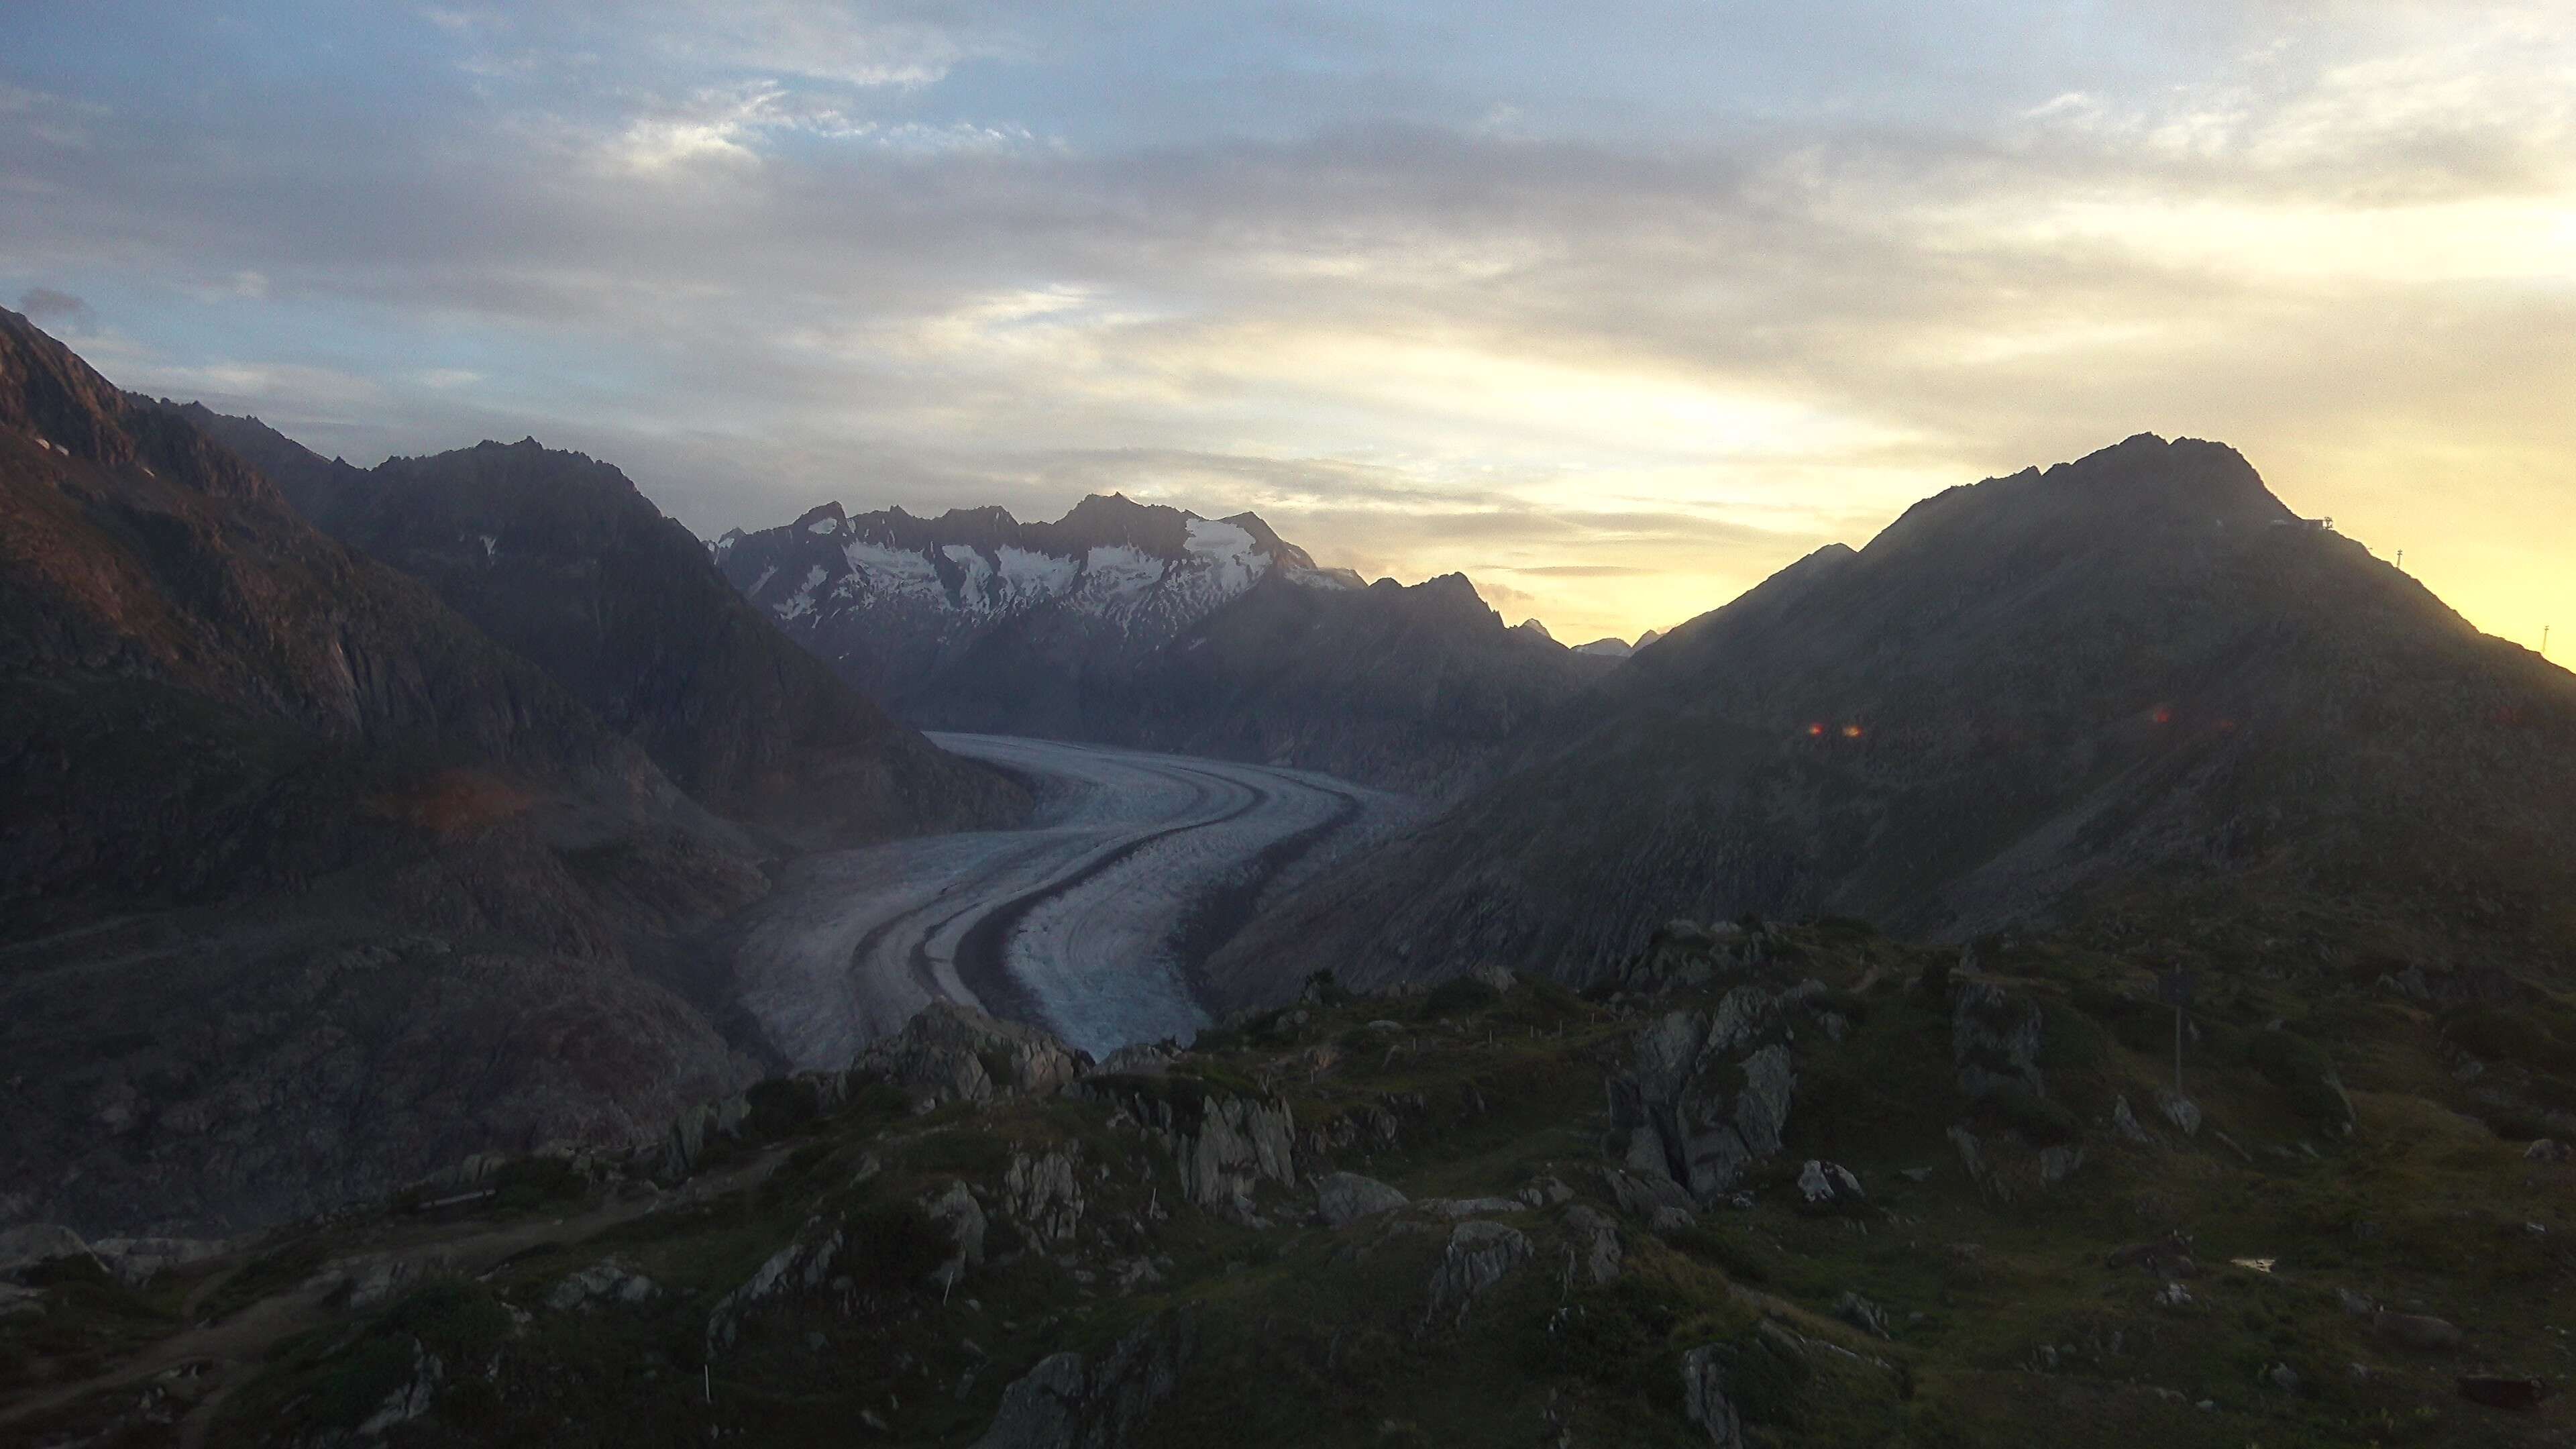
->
[724,734,1419,1063]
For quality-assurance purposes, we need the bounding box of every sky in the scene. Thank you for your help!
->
[3,2,2570,648]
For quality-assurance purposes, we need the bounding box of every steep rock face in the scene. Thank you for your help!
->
[1213,435,2576,994]
[0,311,757,1235]
[191,412,1028,849]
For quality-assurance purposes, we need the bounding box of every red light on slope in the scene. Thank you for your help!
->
[1807,723,1826,738]
[2151,707,2174,724]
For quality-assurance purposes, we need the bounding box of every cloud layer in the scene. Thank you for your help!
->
[3,0,2568,646]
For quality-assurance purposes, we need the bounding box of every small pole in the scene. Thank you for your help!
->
[2159,967,2191,1098]
[2394,549,2403,570]
[2544,625,2553,659]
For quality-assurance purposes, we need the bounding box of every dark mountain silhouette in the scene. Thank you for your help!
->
[1099,570,1605,794]
[189,412,1027,850]
[1210,433,2576,1004]
[0,311,766,1234]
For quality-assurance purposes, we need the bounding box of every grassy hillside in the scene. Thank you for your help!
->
[5,914,2571,1447]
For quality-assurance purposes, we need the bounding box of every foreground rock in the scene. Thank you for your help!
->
[974,1315,1196,1449]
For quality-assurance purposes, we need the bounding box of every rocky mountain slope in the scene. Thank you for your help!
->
[1210,434,2576,1004]
[715,494,1602,792]
[0,311,767,1236]
[186,413,1027,851]
[9,917,2571,1446]
[1097,570,1609,794]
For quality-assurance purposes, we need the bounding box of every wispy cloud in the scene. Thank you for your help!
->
[3,0,2570,645]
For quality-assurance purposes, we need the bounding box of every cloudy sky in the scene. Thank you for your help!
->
[4,2,2570,647]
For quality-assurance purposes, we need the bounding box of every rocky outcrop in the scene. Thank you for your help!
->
[1680,1345,1747,1447]
[855,1001,1092,1111]
[0,1223,97,1279]
[1614,920,1752,995]
[2157,1091,2203,1138]
[663,1093,754,1177]
[1947,1126,2007,1203]
[356,1340,444,1438]
[1562,1205,1622,1286]
[1835,1291,1893,1338]
[545,1258,659,1311]
[706,1220,844,1352]
[924,1180,989,1290]
[1424,1221,1531,1328]
[1083,1079,1296,1224]
[1601,1167,1698,1223]
[1952,981,2046,1102]
[2112,1095,2153,1143]
[1796,1160,1864,1210]
[1605,985,1807,1205]
[973,1313,1196,1449]
[1003,1148,1087,1245]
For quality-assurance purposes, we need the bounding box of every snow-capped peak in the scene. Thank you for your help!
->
[717,494,1330,664]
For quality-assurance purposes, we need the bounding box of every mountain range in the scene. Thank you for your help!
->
[714,494,1607,792]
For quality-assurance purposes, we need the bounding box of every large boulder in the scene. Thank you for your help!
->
[1313,1172,1409,1228]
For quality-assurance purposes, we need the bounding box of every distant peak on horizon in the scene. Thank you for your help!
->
[747,490,1318,572]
